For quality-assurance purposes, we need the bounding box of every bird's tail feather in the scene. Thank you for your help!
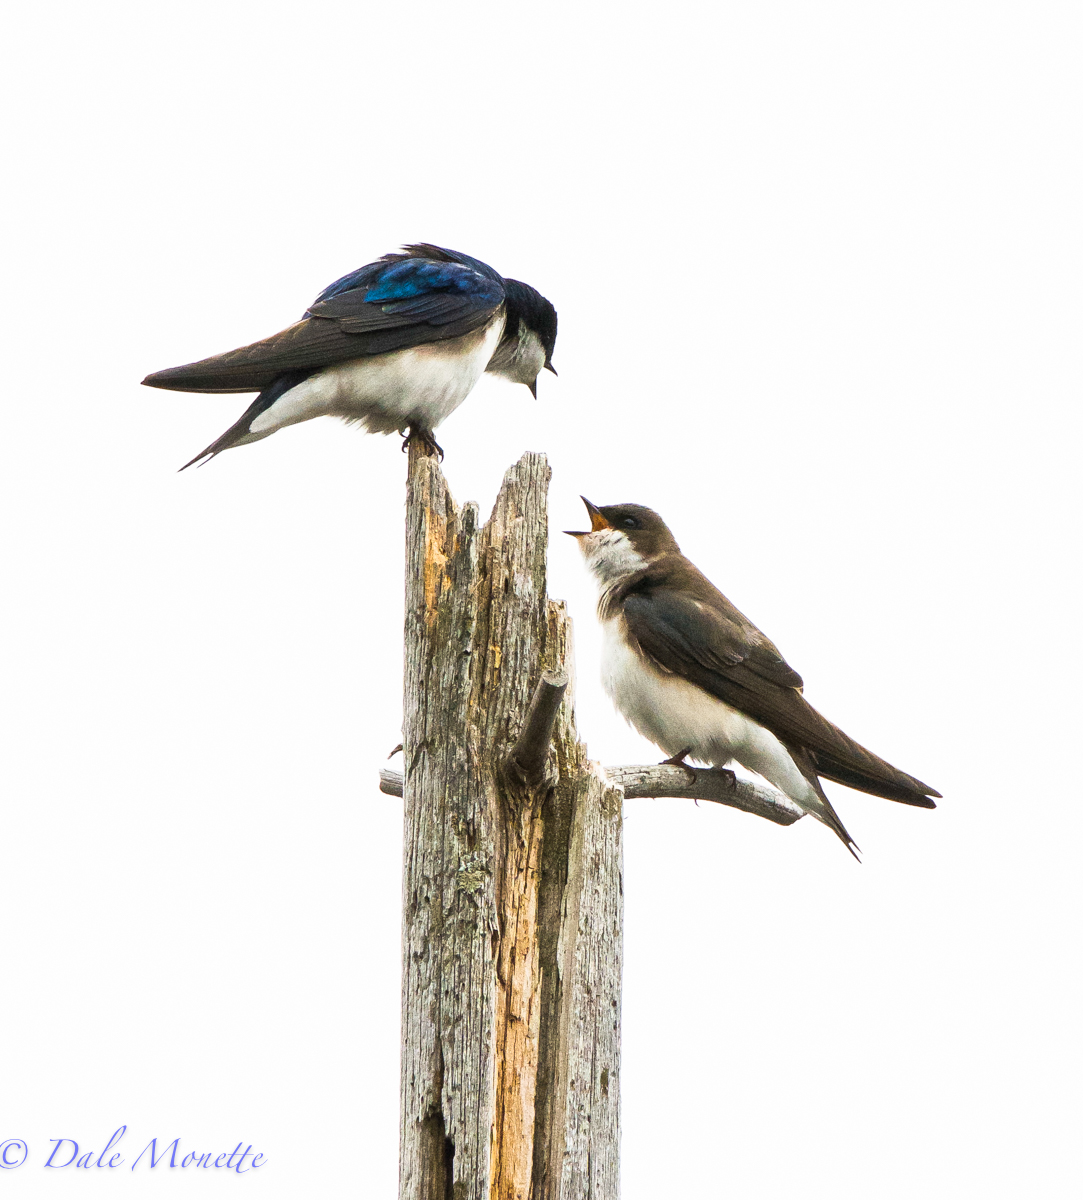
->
[177,374,308,471]
[785,742,861,861]
[178,418,256,471]
[179,438,227,472]
[816,799,861,862]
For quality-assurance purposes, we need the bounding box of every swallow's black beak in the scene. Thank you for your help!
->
[582,497,611,531]
[544,362,557,376]
[564,497,610,537]
[527,379,538,399]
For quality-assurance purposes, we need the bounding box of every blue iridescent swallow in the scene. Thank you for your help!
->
[143,244,558,466]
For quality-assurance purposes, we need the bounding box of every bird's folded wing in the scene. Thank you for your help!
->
[143,259,505,394]
[621,588,939,806]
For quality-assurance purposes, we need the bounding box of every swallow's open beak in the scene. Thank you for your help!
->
[563,496,611,537]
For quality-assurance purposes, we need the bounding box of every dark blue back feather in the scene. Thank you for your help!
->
[312,262,385,305]
[364,260,503,306]
[311,245,503,309]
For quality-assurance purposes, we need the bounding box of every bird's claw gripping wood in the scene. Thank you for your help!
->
[401,425,444,461]
[660,748,697,783]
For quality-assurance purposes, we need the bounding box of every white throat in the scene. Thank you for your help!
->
[486,324,546,385]
[576,529,648,590]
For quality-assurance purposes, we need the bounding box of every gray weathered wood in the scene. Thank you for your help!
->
[505,671,570,790]
[383,764,804,827]
[398,445,622,1200]
[530,604,621,1200]
[605,765,804,824]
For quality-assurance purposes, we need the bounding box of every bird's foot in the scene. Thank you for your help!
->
[402,426,444,461]
[660,749,697,783]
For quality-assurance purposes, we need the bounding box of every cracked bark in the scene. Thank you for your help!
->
[399,446,621,1200]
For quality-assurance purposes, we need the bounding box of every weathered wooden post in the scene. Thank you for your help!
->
[397,446,623,1200]
[384,446,807,1200]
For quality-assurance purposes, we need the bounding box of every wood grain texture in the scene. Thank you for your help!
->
[401,443,492,1200]
[530,602,623,1200]
[399,447,622,1200]
[606,765,804,824]
[383,764,803,827]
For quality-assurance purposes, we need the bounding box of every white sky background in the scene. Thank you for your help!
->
[2,1,1080,1195]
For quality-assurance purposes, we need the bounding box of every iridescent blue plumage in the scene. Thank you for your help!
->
[311,262,384,305]
[364,260,502,306]
[143,243,557,468]
[312,246,503,309]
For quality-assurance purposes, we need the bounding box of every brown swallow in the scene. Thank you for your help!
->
[567,499,939,859]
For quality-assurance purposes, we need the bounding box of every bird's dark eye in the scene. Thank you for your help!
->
[621,517,639,529]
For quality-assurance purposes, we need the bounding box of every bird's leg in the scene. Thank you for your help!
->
[660,748,697,783]
[401,425,444,461]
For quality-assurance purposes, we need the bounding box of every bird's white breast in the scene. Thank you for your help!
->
[249,316,505,437]
[601,617,742,760]
[600,616,819,807]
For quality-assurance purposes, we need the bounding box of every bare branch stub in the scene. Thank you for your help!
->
[503,670,570,793]
[398,449,625,1200]
[379,768,405,796]
[381,762,804,827]
[606,764,804,826]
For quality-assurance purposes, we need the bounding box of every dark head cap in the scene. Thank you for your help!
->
[503,278,558,372]
[565,499,680,558]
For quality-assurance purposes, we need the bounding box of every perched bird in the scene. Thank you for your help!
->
[143,244,558,468]
[567,499,939,858]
